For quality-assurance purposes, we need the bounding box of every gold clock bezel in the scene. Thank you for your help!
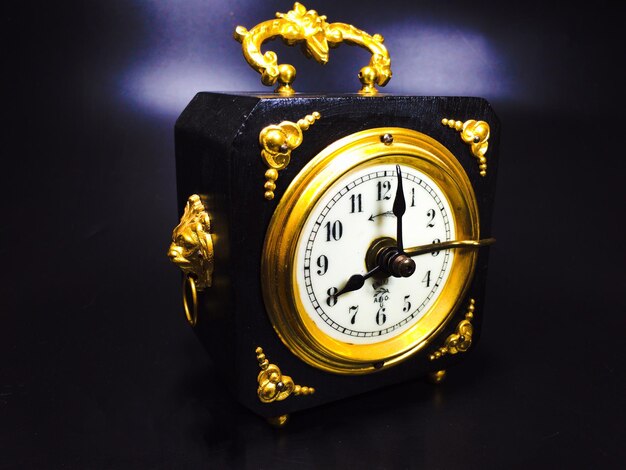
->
[261,127,479,374]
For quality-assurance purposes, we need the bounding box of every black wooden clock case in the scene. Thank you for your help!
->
[174,92,499,418]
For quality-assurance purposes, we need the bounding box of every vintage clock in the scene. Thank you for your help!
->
[168,3,499,425]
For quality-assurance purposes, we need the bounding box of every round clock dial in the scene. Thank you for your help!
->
[295,164,455,344]
[262,128,479,374]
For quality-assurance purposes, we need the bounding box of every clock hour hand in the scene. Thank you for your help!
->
[392,164,406,252]
[404,238,496,257]
[336,265,381,298]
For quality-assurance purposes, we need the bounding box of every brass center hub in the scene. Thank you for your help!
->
[365,237,416,278]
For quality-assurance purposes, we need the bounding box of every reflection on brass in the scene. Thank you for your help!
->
[182,275,198,327]
[442,119,490,176]
[234,2,391,95]
[428,369,447,384]
[168,194,214,290]
[260,112,321,200]
[255,347,315,403]
[429,298,475,360]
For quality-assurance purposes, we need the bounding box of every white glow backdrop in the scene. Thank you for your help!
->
[119,0,564,117]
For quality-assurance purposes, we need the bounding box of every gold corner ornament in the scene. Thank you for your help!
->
[260,111,321,200]
[168,195,214,326]
[234,2,391,95]
[255,347,315,403]
[442,119,490,176]
[429,298,476,360]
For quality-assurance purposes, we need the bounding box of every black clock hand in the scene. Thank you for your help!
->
[392,164,406,252]
[404,238,496,257]
[336,265,381,298]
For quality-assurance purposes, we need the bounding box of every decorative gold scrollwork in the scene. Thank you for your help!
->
[429,298,476,360]
[168,194,214,290]
[255,347,315,403]
[260,112,321,200]
[234,2,391,95]
[442,119,490,176]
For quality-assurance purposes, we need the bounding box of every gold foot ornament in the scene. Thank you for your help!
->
[428,370,447,384]
[267,414,290,427]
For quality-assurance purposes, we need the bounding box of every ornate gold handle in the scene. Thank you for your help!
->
[167,195,214,326]
[234,2,392,95]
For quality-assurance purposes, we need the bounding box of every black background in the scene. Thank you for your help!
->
[2,0,624,468]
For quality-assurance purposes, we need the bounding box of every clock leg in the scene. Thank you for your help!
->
[267,414,290,427]
[428,369,447,384]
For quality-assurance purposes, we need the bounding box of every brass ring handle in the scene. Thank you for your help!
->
[182,275,198,327]
[234,2,392,95]
[168,194,214,326]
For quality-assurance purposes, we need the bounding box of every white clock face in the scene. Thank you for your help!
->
[295,162,456,345]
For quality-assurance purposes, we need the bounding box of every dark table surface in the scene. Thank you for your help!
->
[2,1,624,468]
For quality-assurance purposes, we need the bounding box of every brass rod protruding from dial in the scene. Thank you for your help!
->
[404,238,495,257]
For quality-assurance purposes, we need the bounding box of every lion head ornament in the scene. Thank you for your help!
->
[168,195,214,289]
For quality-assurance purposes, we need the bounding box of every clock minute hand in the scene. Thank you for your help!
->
[404,238,497,257]
[392,164,406,252]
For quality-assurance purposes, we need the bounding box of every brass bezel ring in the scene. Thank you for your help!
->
[261,128,480,375]
[182,274,198,327]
